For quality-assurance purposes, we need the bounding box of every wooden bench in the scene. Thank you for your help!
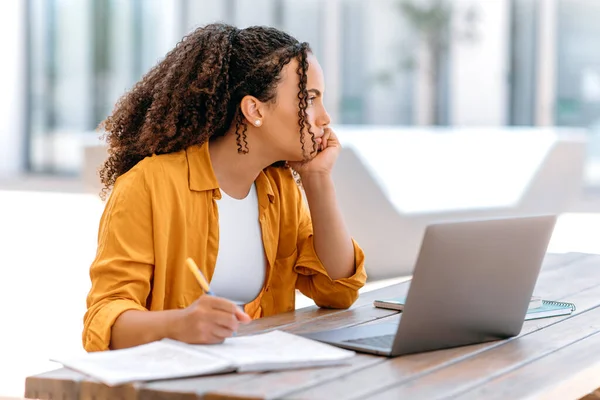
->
[25,252,600,399]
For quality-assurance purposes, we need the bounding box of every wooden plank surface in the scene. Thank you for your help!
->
[203,355,384,400]
[581,390,600,400]
[236,280,411,336]
[23,253,600,400]
[454,329,600,400]
[277,282,600,400]
[530,254,600,299]
[23,287,406,400]
[0,398,38,400]
[139,373,259,400]
[205,255,600,399]
[541,252,589,270]
[365,302,600,399]
[24,368,85,400]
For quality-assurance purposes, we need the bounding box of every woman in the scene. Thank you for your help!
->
[83,23,367,352]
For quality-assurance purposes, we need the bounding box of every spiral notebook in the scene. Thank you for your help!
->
[525,299,576,320]
[373,296,576,320]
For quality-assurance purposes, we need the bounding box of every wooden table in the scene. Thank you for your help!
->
[25,252,600,399]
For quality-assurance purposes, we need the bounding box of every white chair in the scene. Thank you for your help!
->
[332,126,587,280]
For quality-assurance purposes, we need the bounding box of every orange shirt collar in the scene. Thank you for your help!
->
[185,141,275,205]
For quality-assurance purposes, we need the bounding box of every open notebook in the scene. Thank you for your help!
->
[373,296,575,320]
[52,330,355,386]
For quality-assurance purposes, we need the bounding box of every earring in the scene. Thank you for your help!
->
[254,119,262,127]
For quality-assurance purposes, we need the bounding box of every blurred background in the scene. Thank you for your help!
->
[3,0,600,182]
[2,0,600,397]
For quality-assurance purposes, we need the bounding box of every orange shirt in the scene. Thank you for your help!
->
[83,142,367,352]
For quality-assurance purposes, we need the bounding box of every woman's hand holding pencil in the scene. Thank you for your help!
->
[170,258,251,344]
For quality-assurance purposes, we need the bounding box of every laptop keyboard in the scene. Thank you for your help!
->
[343,334,395,349]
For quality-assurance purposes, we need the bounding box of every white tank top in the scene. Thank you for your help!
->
[210,183,266,305]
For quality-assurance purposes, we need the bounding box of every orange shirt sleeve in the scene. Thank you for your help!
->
[293,191,367,309]
[82,169,154,352]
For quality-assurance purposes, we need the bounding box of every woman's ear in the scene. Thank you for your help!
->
[240,95,264,127]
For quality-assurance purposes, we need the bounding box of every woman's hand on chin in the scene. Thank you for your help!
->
[289,128,340,178]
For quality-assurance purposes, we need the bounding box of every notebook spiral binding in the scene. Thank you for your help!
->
[542,300,576,311]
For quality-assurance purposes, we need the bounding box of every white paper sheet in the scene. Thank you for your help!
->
[52,330,355,386]
[190,330,356,372]
[52,340,233,386]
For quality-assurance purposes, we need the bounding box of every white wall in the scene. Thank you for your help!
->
[450,0,510,126]
[0,0,26,177]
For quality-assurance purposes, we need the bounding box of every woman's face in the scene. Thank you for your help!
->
[261,52,331,162]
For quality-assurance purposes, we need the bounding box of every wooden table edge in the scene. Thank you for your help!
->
[533,359,600,400]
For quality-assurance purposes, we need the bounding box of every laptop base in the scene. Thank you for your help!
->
[301,323,399,356]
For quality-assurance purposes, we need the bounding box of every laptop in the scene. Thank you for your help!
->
[301,215,558,357]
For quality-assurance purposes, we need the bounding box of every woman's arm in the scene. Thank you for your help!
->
[110,309,181,349]
[300,173,355,280]
[111,295,250,349]
[290,128,366,308]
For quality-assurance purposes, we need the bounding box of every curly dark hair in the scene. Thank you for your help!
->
[98,23,314,199]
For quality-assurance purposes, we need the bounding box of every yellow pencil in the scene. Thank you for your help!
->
[185,257,214,295]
